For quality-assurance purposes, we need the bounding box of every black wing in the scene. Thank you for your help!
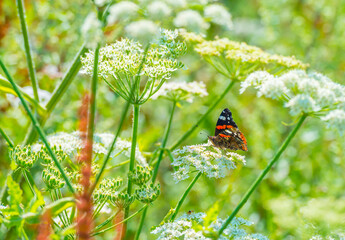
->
[215,108,238,136]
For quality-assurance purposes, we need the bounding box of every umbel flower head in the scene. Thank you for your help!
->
[172,142,246,182]
[151,81,208,103]
[10,145,38,169]
[81,29,187,104]
[33,132,147,166]
[194,37,308,79]
[135,183,160,204]
[93,178,123,202]
[241,70,345,135]
[151,211,269,240]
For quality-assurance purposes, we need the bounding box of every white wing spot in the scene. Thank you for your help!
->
[219,116,226,120]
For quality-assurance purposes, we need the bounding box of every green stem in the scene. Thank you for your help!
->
[91,205,148,236]
[170,172,202,221]
[152,101,176,181]
[125,104,140,218]
[0,127,14,148]
[135,101,176,240]
[24,44,87,144]
[217,114,307,237]
[0,58,75,194]
[170,80,235,151]
[93,210,120,232]
[90,99,131,194]
[22,169,35,197]
[16,0,39,102]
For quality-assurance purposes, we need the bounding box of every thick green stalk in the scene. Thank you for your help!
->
[135,101,177,240]
[0,127,14,148]
[24,45,87,144]
[171,172,202,221]
[217,114,307,237]
[125,104,140,218]
[16,0,39,102]
[22,170,35,197]
[0,58,75,194]
[170,80,235,151]
[88,44,100,143]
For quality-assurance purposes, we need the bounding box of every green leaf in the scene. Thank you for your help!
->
[0,74,46,114]
[25,197,75,224]
[7,175,23,214]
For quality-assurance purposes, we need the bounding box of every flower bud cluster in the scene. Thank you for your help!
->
[93,178,123,202]
[135,183,161,204]
[42,164,65,190]
[110,192,135,210]
[10,145,38,169]
[37,145,67,165]
[129,165,152,186]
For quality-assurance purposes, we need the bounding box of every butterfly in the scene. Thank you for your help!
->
[208,108,248,151]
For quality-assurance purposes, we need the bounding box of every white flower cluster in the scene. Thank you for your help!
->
[171,142,246,182]
[241,70,345,135]
[151,81,208,103]
[106,0,232,34]
[151,212,268,240]
[32,132,147,166]
[81,13,103,49]
[81,32,185,80]
[204,4,233,30]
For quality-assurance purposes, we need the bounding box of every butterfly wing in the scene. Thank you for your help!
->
[215,108,238,136]
[213,108,248,151]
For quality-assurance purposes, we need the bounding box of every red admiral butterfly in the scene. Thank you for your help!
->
[208,108,248,151]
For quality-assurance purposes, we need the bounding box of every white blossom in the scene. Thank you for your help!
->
[125,20,159,44]
[81,12,103,49]
[151,81,208,103]
[204,4,233,29]
[321,109,345,136]
[147,1,172,20]
[107,1,139,25]
[174,10,209,33]
[151,212,268,240]
[94,0,109,7]
[32,132,148,166]
[172,142,246,182]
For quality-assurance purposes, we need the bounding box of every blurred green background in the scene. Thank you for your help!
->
[0,0,344,239]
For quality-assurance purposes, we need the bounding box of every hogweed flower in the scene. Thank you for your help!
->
[125,20,159,44]
[10,145,38,169]
[195,37,308,79]
[107,1,139,25]
[179,29,205,44]
[93,178,123,202]
[81,31,187,104]
[81,12,103,49]
[172,142,246,182]
[147,1,172,20]
[110,192,135,210]
[174,10,209,33]
[42,164,65,190]
[241,70,345,135]
[37,145,67,165]
[129,165,152,186]
[151,211,268,240]
[135,183,160,204]
[204,4,233,30]
[33,132,148,166]
[151,81,208,103]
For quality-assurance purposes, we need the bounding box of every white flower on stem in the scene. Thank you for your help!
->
[174,10,209,33]
[94,0,109,7]
[151,212,268,240]
[172,142,246,182]
[107,1,139,25]
[32,132,148,166]
[125,20,160,44]
[147,1,172,20]
[81,12,103,49]
[151,81,208,103]
[321,110,345,136]
[204,4,233,30]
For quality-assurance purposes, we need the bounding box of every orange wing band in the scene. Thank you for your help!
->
[219,134,231,138]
